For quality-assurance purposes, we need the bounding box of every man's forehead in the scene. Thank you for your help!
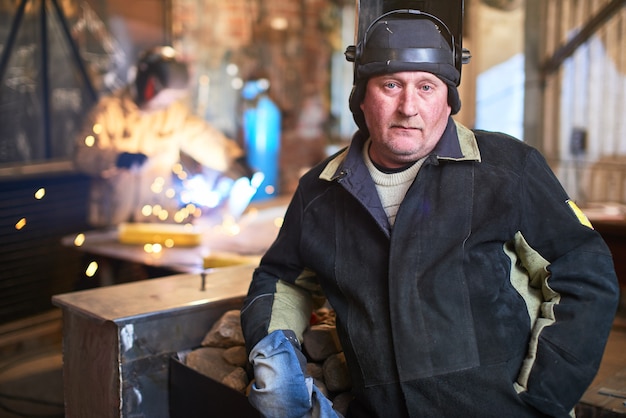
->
[369,71,444,83]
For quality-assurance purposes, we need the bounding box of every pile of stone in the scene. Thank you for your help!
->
[185,307,353,416]
[184,310,250,393]
[301,307,354,415]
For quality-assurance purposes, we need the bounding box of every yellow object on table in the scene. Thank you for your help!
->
[203,252,261,269]
[118,222,202,247]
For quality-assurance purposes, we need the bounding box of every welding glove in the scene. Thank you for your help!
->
[232,155,256,180]
[116,152,148,169]
[248,330,341,418]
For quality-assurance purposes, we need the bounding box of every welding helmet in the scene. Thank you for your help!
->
[134,46,190,109]
[345,10,468,131]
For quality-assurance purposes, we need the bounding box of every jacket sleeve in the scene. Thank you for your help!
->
[178,109,244,173]
[515,149,619,416]
[240,187,323,355]
[73,96,124,176]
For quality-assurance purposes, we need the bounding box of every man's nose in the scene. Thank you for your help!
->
[398,90,419,117]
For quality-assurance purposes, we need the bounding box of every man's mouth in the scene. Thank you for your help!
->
[391,124,420,131]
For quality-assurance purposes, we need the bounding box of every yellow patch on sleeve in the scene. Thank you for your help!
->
[567,200,594,229]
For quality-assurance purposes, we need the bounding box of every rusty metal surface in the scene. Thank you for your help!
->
[53,265,254,322]
[52,265,255,417]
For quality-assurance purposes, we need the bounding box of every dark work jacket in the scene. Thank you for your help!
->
[241,119,619,418]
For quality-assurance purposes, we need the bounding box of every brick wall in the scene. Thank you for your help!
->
[173,0,341,194]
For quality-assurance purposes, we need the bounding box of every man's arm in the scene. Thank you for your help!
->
[241,187,317,353]
[177,106,245,173]
[240,189,341,418]
[515,149,619,416]
[74,97,124,176]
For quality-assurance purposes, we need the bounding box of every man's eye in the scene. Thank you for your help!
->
[421,85,432,91]
[384,82,398,89]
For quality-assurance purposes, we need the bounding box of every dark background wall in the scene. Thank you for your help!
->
[0,169,90,323]
[0,0,169,325]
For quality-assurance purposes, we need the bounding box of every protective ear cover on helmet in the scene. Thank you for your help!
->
[134,46,190,106]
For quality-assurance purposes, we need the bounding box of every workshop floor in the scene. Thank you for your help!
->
[0,313,624,418]
[592,315,626,384]
[579,314,626,416]
[0,342,64,418]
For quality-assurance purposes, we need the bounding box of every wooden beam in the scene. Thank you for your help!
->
[542,0,626,76]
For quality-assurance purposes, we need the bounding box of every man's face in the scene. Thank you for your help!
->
[360,71,452,169]
[140,87,188,113]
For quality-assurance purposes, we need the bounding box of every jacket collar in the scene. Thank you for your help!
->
[320,118,481,181]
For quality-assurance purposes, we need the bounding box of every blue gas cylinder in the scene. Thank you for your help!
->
[242,79,281,201]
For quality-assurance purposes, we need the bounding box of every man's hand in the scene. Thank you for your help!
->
[248,330,341,418]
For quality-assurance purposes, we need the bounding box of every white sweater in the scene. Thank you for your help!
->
[363,140,426,226]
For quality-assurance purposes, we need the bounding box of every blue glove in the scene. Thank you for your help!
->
[116,152,147,169]
[248,330,341,418]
